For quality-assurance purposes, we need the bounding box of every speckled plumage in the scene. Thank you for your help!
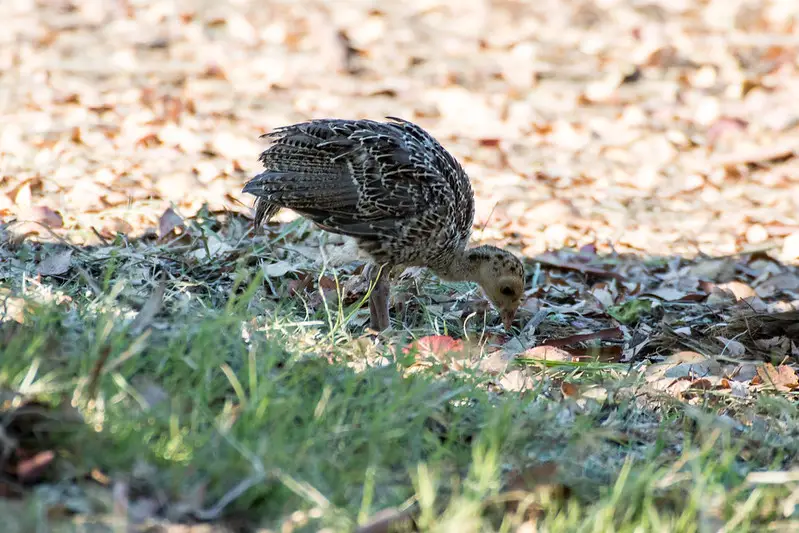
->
[244,117,475,273]
[243,117,525,331]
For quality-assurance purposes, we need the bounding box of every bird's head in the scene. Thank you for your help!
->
[468,246,526,330]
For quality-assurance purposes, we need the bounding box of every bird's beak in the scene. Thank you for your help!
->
[501,309,516,331]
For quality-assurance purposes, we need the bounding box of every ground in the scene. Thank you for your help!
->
[1,0,799,531]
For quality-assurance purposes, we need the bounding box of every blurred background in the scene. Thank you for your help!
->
[2,0,799,260]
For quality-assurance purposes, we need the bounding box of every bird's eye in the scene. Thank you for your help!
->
[500,286,514,296]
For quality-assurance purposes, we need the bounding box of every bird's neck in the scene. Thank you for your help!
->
[432,247,487,283]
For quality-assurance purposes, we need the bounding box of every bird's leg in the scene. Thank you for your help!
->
[365,263,391,331]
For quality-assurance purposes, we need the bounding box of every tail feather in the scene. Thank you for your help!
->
[253,198,280,228]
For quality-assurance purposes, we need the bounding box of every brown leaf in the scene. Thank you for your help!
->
[158,207,185,239]
[403,335,465,358]
[288,273,314,296]
[534,252,624,281]
[37,249,73,276]
[318,276,338,291]
[755,363,799,391]
[560,381,579,397]
[519,345,574,362]
[25,206,63,228]
[100,217,134,238]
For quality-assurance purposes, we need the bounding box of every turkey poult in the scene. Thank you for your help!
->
[242,117,525,331]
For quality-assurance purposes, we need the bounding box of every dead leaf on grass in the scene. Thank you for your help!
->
[518,345,574,362]
[0,292,26,323]
[716,336,747,357]
[753,363,799,391]
[646,351,722,381]
[189,234,232,260]
[534,252,624,281]
[403,335,465,359]
[158,207,184,239]
[755,272,799,298]
[24,206,64,228]
[499,370,537,392]
[37,249,73,276]
[560,381,579,398]
[262,260,297,278]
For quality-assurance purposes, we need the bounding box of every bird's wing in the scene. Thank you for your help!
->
[242,118,466,238]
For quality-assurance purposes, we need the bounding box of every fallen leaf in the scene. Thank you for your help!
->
[158,207,184,239]
[403,335,465,358]
[189,234,232,260]
[755,272,799,297]
[716,336,746,357]
[499,370,537,391]
[560,381,579,397]
[518,345,574,362]
[0,292,26,323]
[731,363,760,382]
[37,249,73,276]
[25,206,63,228]
[534,252,624,280]
[755,363,798,391]
[712,281,757,300]
[261,260,297,278]
[754,336,791,354]
[475,349,516,374]
[646,352,722,381]
[644,287,688,301]
[590,284,615,309]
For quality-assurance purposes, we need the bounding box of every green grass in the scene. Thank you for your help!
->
[1,219,798,532]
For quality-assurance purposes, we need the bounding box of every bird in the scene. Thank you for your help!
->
[242,117,525,332]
